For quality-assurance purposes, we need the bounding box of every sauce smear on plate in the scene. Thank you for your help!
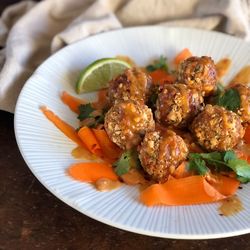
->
[219,195,243,216]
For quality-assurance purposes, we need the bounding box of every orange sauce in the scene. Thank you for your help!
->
[230,65,250,85]
[94,178,122,191]
[71,146,98,161]
[216,58,232,80]
[121,169,146,185]
[219,195,243,216]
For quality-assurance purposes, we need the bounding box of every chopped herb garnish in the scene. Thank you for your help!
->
[78,103,95,121]
[146,56,168,72]
[215,88,241,112]
[188,151,250,183]
[187,157,209,175]
[77,103,107,128]
[227,159,250,182]
[113,149,140,176]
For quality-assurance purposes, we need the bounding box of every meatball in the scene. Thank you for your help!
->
[155,84,204,128]
[177,56,217,96]
[191,105,244,151]
[139,130,188,183]
[231,84,250,123]
[104,101,155,149]
[108,67,152,105]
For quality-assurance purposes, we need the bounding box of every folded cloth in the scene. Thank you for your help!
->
[0,0,249,113]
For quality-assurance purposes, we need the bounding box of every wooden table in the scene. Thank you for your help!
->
[1,1,250,249]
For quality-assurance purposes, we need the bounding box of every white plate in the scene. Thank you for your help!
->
[15,26,250,239]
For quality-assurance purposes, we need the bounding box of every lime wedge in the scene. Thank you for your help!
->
[76,58,131,94]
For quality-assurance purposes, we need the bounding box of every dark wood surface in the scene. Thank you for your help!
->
[1,1,250,249]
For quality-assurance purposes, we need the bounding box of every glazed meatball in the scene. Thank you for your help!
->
[191,105,244,151]
[177,56,217,96]
[104,101,155,150]
[139,130,188,183]
[108,67,152,105]
[155,84,204,128]
[231,84,250,123]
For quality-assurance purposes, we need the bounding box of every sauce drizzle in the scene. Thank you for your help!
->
[219,195,243,216]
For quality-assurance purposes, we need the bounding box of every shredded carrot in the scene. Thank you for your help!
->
[78,126,103,157]
[40,106,85,147]
[92,128,122,162]
[173,48,192,66]
[68,162,118,182]
[140,176,226,206]
[61,91,85,114]
[149,69,176,85]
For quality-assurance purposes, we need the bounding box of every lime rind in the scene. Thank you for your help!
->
[76,58,131,94]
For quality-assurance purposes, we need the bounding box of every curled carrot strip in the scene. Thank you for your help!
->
[40,106,85,147]
[173,48,192,66]
[61,91,85,114]
[92,128,121,162]
[209,175,239,196]
[78,126,102,157]
[149,69,176,85]
[68,162,118,182]
[140,176,226,206]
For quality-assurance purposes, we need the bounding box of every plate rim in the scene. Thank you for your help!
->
[14,25,250,239]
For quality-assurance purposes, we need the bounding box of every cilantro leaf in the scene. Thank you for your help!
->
[189,152,224,169]
[223,150,237,162]
[227,159,250,181]
[188,153,202,160]
[113,152,130,176]
[188,151,250,183]
[77,103,107,128]
[216,88,241,112]
[199,152,223,161]
[113,149,140,176]
[187,158,209,175]
[146,56,168,72]
[78,103,95,121]
[237,176,249,183]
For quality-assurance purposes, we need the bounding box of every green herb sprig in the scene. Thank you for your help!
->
[113,149,141,176]
[146,56,168,72]
[212,84,241,112]
[188,151,250,183]
[77,103,106,128]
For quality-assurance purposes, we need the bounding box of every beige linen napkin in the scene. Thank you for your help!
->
[0,0,249,113]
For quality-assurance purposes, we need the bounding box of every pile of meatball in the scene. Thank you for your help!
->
[104,57,250,183]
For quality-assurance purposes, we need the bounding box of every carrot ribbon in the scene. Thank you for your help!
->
[149,69,176,85]
[40,106,85,147]
[92,128,121,162]
[173,48,192,66]
[78,126,103,157]
[140,175,239,206]
[61,91,85,114]
[68,162,118,182]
